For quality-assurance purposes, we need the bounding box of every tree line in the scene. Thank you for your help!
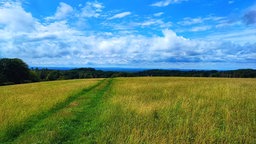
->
[136,69,256,78]
[0,58,255,85]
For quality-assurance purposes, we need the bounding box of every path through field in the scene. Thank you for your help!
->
[1,79,112,143]
[1,77,255,143]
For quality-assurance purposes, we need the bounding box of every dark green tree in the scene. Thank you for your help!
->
[46,71,63,81]
[0,58,31,84]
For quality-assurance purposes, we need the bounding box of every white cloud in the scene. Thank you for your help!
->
[178,17,204,25]
[178,16,225,26]
[136,19,163,27]
[140,20,159,26]
[154,12,164,17]
[135,19,172,28]
[204,28,256,44]
[151,0,187,7]
[177,16,237,32]
[0,1,255,69]
[46,2,73,20]
[103,17,172,31]
[215,21,241,28]
[108,12,131,20]
[0,1,35,32]
[80,1,104,18]
[190,25,212,32]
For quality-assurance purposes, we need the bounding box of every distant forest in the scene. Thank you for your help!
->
[1,58,256,85]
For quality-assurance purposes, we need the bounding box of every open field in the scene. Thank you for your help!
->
[102,77,256,143]
[0,77,255,143]
[0,79,102,141]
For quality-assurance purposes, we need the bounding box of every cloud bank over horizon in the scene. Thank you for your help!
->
[0,0,255,69]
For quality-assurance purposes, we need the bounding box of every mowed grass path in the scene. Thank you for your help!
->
[1,77,255,143]
[0,79,102,142]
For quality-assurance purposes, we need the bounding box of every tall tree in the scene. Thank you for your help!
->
[0,58,31,84]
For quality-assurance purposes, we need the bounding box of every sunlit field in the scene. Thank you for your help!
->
[1,77,255,143]
[0,79,101,141]
[99,77,256,143]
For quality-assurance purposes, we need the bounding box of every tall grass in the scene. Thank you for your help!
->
[12,79,112,144]
[0,79,101,139]
[1,77,255,143]
[97,77,256,143]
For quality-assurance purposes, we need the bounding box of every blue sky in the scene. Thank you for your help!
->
[0,0,255,69]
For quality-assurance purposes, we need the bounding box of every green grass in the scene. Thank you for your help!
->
[12,78,113,144]
[0,79,102,142]
[0,77,255,143]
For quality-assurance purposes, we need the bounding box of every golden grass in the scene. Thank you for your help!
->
[1,77,255,143]
[0,79,101,134]
[111,77,256,113]
[102,77,256,143]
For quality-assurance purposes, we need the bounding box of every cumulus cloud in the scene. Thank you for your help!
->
[2,19,255,67]
[150,0,187,7]
[108,12,131,20]
[0,1,255,69]
[46,2,73,20]
[0,1,35,32]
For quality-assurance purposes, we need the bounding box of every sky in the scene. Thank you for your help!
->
[0,0,256,70]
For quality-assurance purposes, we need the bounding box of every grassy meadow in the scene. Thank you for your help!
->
[0,77,255,143]
[101,77,256,143]
[0,79,102,141]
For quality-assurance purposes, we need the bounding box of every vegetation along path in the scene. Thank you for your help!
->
[1,77,255,143]
[2,78,113,143]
